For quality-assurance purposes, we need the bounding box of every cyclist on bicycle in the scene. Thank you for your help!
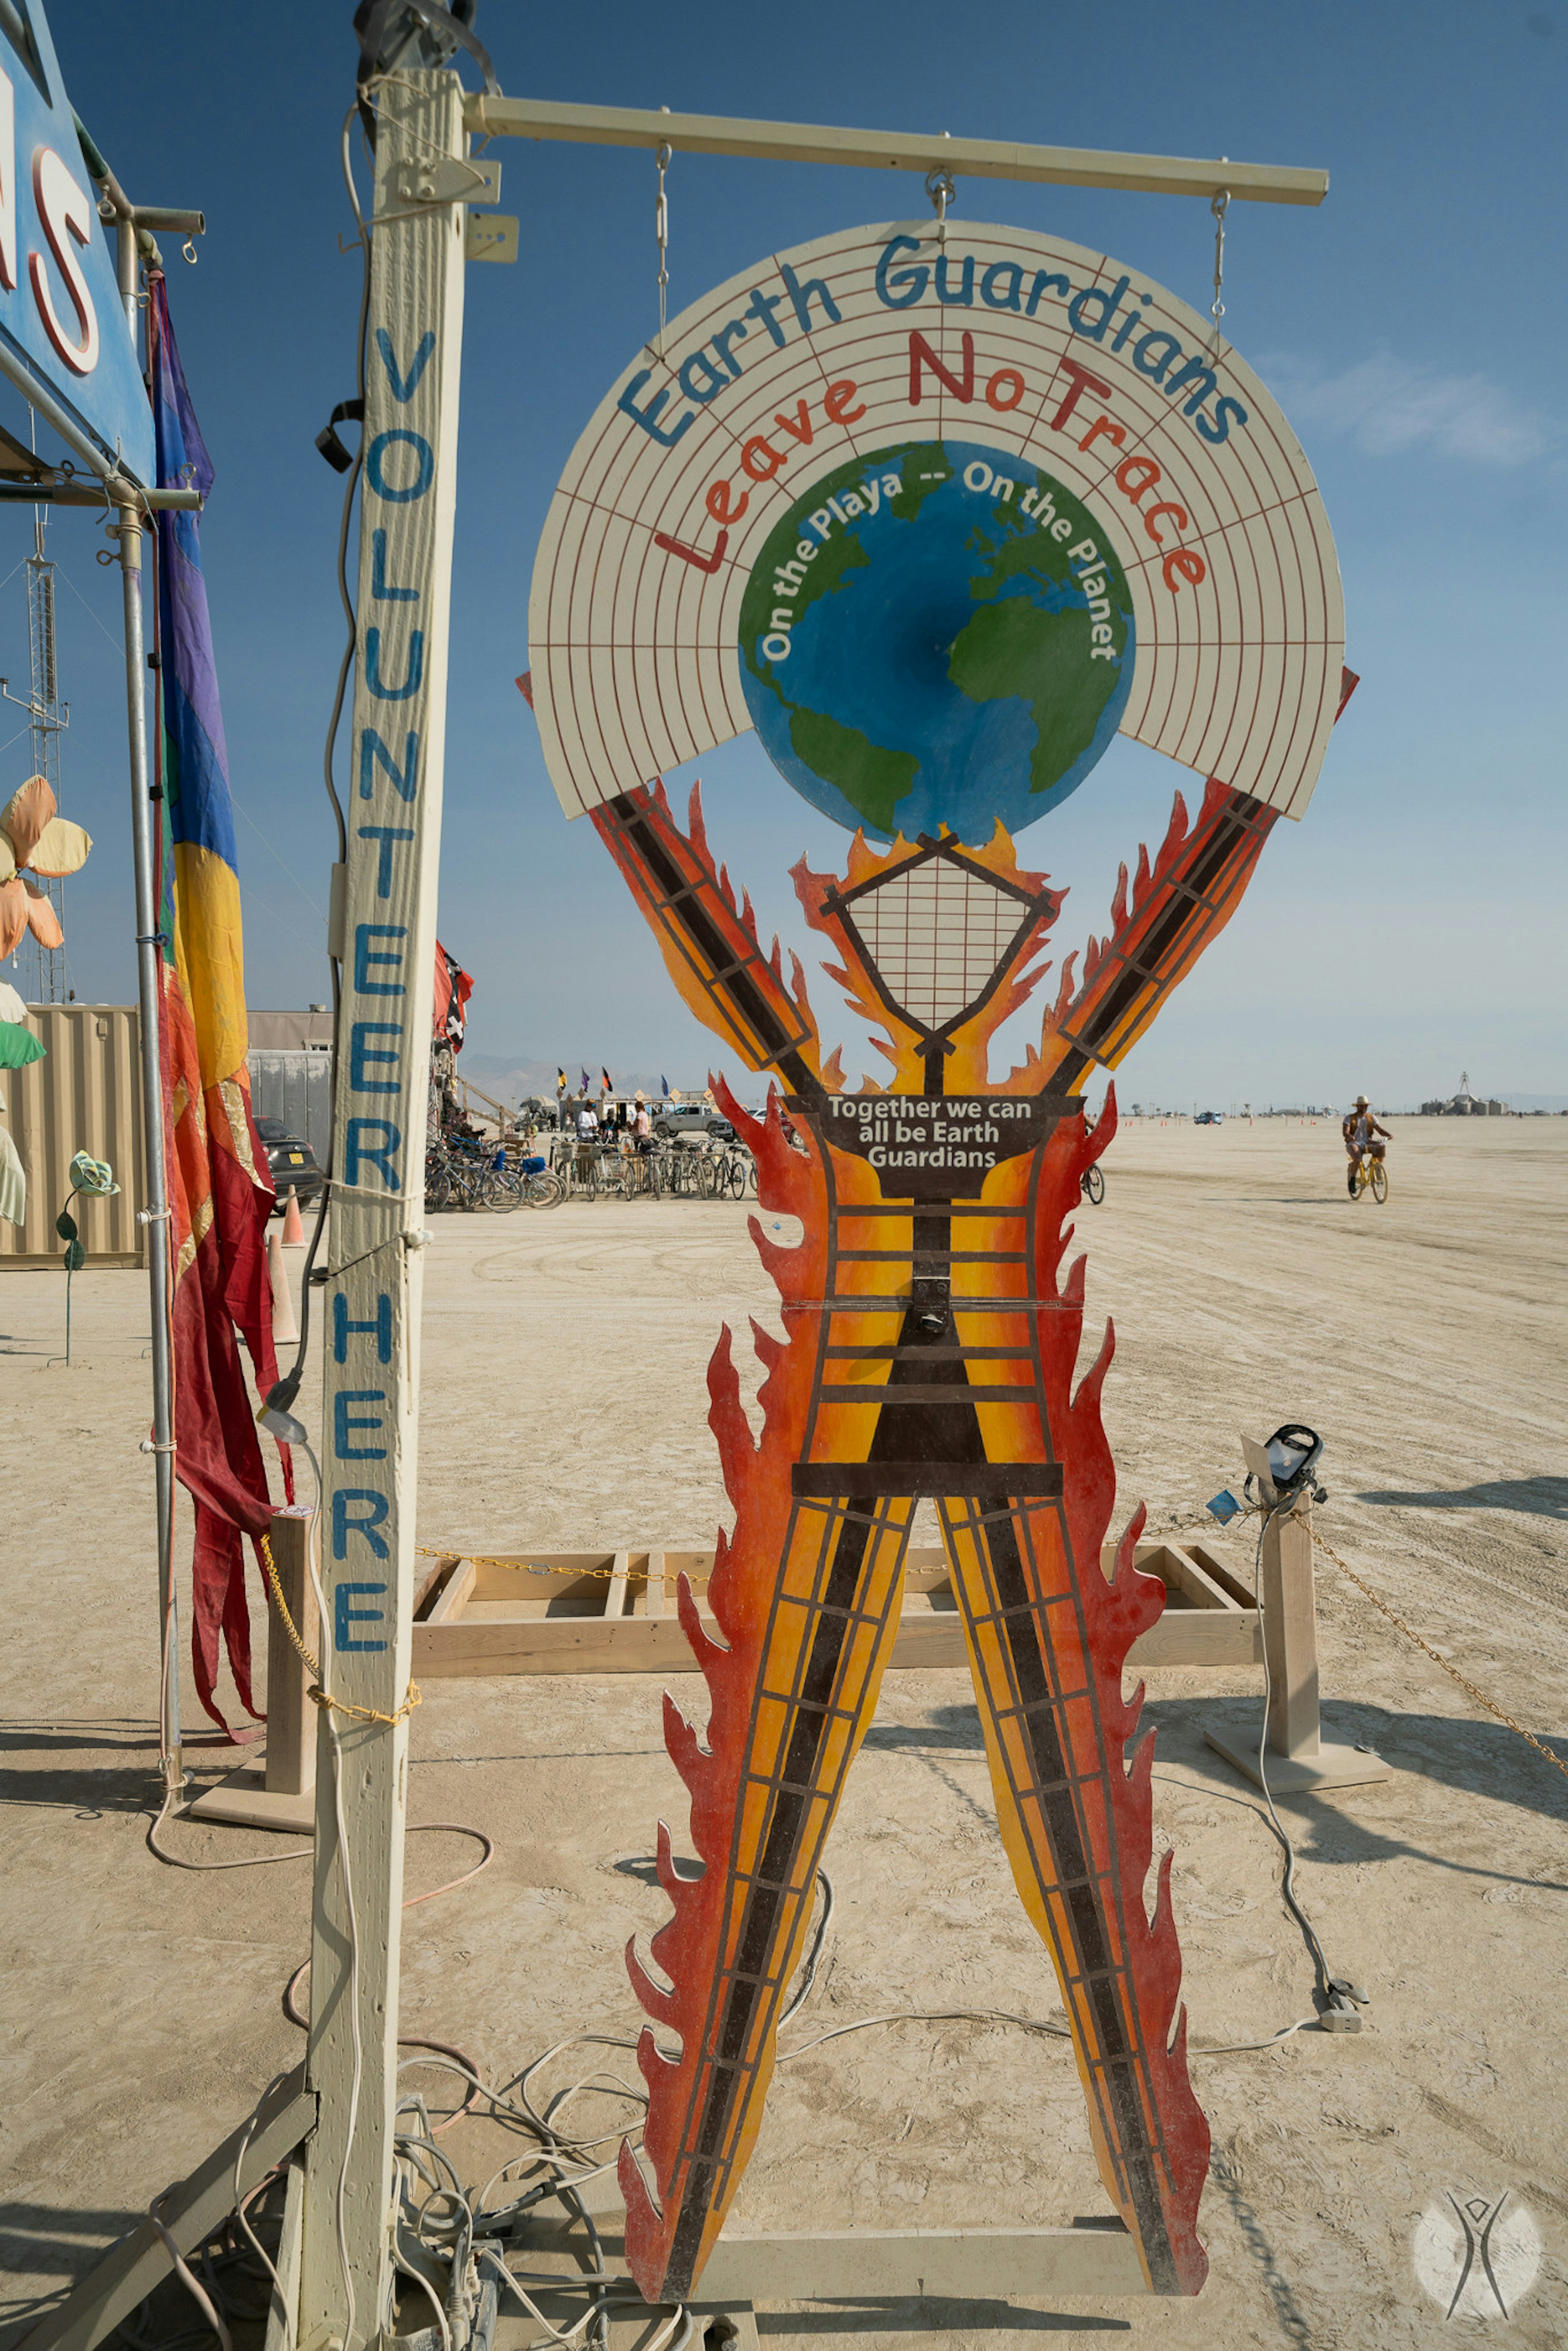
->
[1342,1095,1390,1196]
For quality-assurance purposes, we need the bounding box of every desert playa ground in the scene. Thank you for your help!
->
[2,1115,1564,2347]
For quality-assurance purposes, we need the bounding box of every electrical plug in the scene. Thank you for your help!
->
[258,1400,309,1446]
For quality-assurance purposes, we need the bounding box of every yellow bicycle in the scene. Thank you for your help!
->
[1350,1148,1389,1204]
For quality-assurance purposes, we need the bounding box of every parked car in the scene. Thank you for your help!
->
[254,1116,326,1209]
[653,1107,736,1143]
[1194,1110,1224,1126]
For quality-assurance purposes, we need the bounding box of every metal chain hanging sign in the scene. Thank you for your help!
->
[530,216,1343,840]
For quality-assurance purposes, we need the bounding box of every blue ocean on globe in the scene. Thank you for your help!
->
[738,439,1134,844]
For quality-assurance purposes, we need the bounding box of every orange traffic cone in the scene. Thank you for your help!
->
[281,1188,306,1246]
[269,1228,299,1345]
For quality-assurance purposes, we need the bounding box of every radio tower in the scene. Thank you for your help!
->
[1,501,70,1003]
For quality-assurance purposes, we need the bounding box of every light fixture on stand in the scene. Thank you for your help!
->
[1205,1425,1391,1795]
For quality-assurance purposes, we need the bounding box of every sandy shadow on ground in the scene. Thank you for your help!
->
[0,2201,144,2344]
[1356,1476,1568,1518]
[866,1696,1568,1871]
[0,1724,257,1817]
[863,1716,984,1753]
[1151,1697,1568,1875]
[755,2301,1129,2335]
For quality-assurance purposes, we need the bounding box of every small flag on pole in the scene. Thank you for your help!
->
[601,1066,612,1094]
[557,1067,567,1093]
[661,1074,670,1099]
[580,1066,592,1093]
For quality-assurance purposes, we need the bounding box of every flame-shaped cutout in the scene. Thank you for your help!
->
[554,739,1372,2302]
[793,821,1063,1093]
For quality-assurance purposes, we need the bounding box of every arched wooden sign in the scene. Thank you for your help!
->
[530,217,1343,836]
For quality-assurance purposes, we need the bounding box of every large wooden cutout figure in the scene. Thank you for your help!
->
[525,218,1348,2302]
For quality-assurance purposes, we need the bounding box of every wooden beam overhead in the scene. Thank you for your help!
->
[463,96,1327,206]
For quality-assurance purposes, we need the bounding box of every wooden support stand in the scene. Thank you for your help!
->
[408,1536,1263,1679]
[187,1508,320,1834]
[16,2072,1148,2351]
[1205,1436,1391,1793]
[384,2166,1150,2349]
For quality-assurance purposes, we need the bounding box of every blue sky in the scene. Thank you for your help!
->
[7,0,1565,1108]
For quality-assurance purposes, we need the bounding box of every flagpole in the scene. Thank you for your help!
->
[116,494,182,1799]
[112,216,184,1806]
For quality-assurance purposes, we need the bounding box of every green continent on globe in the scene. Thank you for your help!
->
[947,596,1105,801]
[738,439,1133,844]
[787,706,918,837]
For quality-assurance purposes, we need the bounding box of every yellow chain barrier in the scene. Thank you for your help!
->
[415,1545,712,1590]
[1160,1509,1567,1788]
[261,1532,421,1729]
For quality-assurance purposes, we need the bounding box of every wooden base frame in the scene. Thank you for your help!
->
[410,1536,1261,1679]
[187,1507,318,1835]
[467,2166,1151,2350]
[1202,1731,1391,1794]
[17,2077,1146,2351]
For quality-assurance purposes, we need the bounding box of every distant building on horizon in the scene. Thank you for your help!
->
[1421,1069,1508,1116]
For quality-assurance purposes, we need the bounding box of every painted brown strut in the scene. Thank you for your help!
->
[586,679,1355,2306]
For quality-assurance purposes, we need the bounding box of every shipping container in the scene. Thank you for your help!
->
[247,1047,334,1162]
[0,1003,146,1268]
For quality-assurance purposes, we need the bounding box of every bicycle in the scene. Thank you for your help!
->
[1080,1164,1105,1206]
[666,1137,710,1197]
[596,1143,635,1199]
[644,1142,673,1198]
[1350,1148,1388,1204]
[566,1138,601,1200]
[425,1139,504,1212]
[712,1141,754,1199]
[518,1161,565,1208]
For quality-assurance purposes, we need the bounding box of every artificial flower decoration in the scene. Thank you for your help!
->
[0,976,42,1068]
[0,775,92,958]
[67,1150,119,1197]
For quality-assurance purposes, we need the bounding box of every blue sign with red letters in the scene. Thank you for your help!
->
[0,1,154,483]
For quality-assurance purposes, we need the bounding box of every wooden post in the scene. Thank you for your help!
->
[1205,1434,1390,1794]
[1259,1486,1320,1762]
[265,1507,319,1799]
[297,64,466,2351]
[185,1506,320,1832]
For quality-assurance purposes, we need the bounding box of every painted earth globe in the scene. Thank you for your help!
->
[739,437,1134,845]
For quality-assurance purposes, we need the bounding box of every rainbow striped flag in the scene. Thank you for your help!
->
[150,274,282,1738]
